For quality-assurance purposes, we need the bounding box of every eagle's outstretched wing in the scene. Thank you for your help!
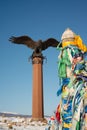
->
[9,36,61,51]
[9,36,37,49]
[41,38,61,50]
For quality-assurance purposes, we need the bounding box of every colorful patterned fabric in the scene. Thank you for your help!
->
[56,35,87,130]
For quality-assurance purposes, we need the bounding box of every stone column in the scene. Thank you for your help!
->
[32,56,44,121]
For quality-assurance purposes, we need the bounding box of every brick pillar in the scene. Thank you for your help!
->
[32,56,44,121]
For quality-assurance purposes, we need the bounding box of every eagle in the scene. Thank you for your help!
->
[9,35,61,57]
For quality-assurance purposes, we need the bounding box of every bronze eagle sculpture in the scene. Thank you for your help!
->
[9,35,61,57]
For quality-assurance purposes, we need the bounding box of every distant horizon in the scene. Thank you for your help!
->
[0,111,51,118]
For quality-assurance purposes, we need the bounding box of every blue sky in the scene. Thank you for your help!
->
[0,0,87,116]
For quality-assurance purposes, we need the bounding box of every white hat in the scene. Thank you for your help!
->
[61,28,75,41]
